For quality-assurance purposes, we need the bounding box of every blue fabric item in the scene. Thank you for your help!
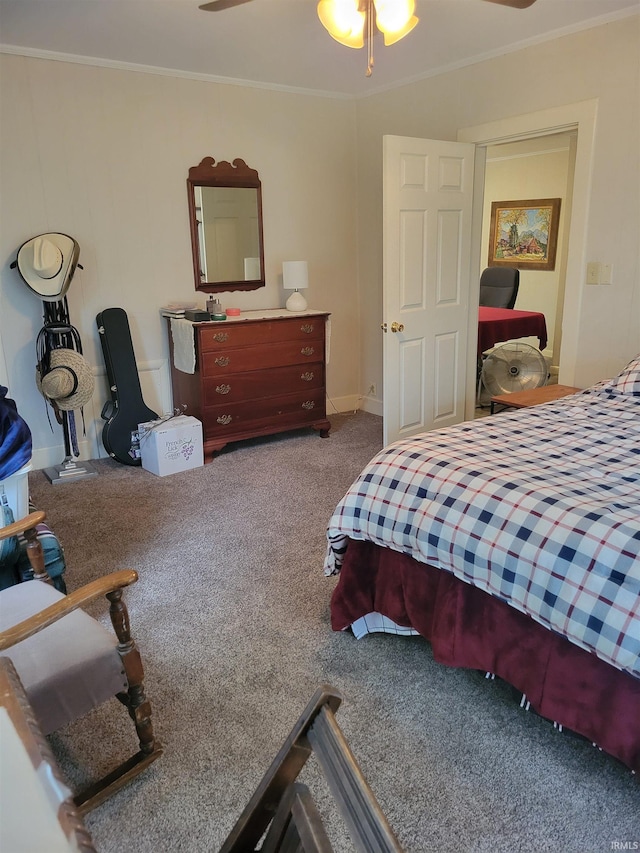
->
[1,522,68,594]
[0,558,20,590]
[0,499,20,589]
[0,386,32,480]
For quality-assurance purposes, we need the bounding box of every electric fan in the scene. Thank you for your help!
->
[480,341,548,397]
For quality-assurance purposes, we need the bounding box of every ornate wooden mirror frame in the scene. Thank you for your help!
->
[187,157,265,294]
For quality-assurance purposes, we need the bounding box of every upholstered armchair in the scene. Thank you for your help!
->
[0,510,162,813]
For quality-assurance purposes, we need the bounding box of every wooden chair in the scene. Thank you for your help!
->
[220,685,404,853]
[0,510,162,814]
[0,656,97,852]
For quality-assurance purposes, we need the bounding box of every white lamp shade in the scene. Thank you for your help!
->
[244,257,260,280]
[282,261,308,291]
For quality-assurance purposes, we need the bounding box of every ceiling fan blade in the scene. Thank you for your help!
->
[199,0,254,11]
[483,0,537,8]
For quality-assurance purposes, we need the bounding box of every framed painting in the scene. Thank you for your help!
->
[488,198,561,271]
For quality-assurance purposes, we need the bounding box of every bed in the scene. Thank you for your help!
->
[324,358,640,774]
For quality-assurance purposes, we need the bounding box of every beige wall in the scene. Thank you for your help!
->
[2,16,639,467]
[355,16,640,402]
[0,56,359,468]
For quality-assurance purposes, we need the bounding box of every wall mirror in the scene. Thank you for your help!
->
[187,157,265,293]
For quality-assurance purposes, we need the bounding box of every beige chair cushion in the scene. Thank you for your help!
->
[0,580,128,735]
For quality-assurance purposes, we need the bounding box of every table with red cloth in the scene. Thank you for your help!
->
[478,306,548,354]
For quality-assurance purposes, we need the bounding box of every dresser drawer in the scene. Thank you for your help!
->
[199,317,324,352]
[203,388,326,437]
[202,340,323,377]
[203,363,324,406]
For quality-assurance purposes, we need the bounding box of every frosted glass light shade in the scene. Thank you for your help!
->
[375,0,418,44]
[317,0,365,48]
[317,0,418,48]
[380,14,418,45]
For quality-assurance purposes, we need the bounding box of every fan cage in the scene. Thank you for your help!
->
[480,342,548,398]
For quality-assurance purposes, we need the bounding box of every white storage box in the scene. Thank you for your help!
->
[0,462,32,518]
[138,416,203,477]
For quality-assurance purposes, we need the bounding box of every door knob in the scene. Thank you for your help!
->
[381,323,387,332]
[391,322,404,333]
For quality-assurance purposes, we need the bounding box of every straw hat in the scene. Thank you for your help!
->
[15,233,80,301]
[36,349,94,411]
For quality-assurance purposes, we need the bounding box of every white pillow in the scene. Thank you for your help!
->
[604,354,640,395]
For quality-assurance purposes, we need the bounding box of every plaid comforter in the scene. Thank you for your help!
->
[325,387,640,680]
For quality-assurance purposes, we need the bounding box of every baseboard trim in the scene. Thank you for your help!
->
[327,394,382,417]
[30,387,380,471]
[31,441,94,473]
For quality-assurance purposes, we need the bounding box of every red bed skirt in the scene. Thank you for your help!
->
[330,539,640,774]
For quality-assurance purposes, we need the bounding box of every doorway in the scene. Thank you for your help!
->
[458,99,598,391]
[478,131,577,381]
[380,102,597,444]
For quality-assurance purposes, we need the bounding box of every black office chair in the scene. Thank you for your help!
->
[479,267,520,309]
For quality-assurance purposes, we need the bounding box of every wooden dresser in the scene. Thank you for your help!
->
[167,309,331,459]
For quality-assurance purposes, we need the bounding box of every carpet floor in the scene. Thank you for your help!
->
[27,412,638,852]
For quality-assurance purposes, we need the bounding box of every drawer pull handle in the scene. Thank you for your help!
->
[301,372,314,382]
[215,356,230,367]
[302,401,315,410]
[301,324,314,334]
[301,347,315,357]
[217,414,232,425]
[213,332,229,342]
[215,384,231,395]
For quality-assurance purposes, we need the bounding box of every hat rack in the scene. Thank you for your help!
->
[37,298,98,484]
[10,232,98,485]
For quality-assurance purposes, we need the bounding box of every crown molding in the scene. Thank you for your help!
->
[1,6,636,101]
[0,44,353,101]
[358,5,639,98]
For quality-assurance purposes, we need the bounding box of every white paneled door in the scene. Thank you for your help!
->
[383,135,476,446]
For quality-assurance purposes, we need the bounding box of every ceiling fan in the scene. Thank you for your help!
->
[199,0,538,76]
[200,0,537,12]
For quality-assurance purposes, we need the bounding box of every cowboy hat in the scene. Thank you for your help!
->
[36,349,94,411]
[14,233,80,301]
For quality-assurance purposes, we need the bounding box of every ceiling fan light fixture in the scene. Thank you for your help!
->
[374,0,418,44]
[317,0,420,74]
[317,0,366,48]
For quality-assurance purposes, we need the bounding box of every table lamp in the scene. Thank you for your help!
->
[283,261,308,312]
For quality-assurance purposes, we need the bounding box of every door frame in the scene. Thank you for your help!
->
[458,99,598,388]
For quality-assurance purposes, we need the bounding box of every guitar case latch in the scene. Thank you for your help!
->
[101,400,115,421]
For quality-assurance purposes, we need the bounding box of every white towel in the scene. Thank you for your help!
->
[170,319,195,374]
[325,316,331,365]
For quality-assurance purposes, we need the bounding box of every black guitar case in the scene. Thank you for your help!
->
[96,307,158,465]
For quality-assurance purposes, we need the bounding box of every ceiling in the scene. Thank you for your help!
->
[0,0,637,97]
